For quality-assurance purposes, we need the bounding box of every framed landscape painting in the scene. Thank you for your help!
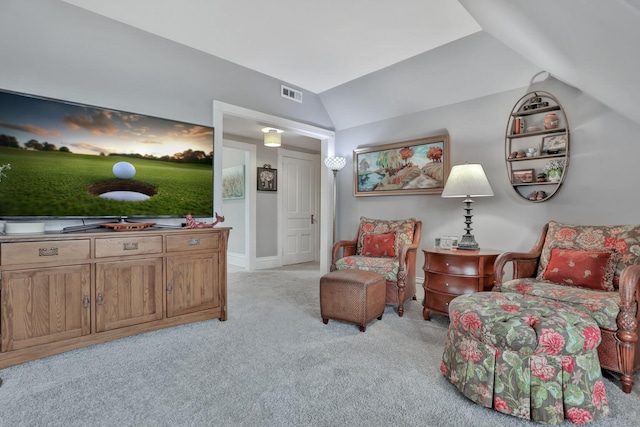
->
[353,134,450,196]
[222,165,245,200]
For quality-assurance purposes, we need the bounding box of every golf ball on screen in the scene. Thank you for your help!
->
[112,161,136,179]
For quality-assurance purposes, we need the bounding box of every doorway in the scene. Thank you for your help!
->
[213,101,336,272]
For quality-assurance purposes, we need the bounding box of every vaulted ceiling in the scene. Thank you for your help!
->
[61,0,640,132]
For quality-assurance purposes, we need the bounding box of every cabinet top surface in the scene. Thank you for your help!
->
[0,226,232,243]
[424,248,502,256]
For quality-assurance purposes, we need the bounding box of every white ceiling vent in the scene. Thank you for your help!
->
[281,85,303,103]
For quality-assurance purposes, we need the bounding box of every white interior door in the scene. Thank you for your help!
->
[282,152,318,265]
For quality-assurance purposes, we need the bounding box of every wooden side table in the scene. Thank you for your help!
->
[422,248,501,320]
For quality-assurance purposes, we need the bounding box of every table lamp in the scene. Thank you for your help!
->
[441,163,494,250]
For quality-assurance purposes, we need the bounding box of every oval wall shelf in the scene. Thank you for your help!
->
[505,91,569,203]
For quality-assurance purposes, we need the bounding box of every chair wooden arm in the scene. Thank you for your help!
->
[397,238,420,271]
[493,251,541,289]
[399,220,422,271]
[618,265,640,326]
[493,223,549,290]
[330,239,357,271]
[616,265,640,392]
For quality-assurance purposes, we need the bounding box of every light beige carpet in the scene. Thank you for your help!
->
[0,262,638,426]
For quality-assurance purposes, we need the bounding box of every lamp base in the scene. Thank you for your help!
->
[456,234,479,250]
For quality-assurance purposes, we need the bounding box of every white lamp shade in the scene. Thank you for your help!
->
[441,163,494,198]
[324,156,347,171]
[262,127,283,147]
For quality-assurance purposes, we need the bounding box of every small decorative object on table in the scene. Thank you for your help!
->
[185,213,225,228]
[439,235,459,250]
[100,222,155,231]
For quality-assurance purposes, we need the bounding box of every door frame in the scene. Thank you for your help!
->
[222,140,255,270]
[213,101,335,272]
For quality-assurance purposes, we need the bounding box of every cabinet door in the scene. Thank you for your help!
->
[166,253,219,317]
[95,258,163,332]
[1,265,90,352]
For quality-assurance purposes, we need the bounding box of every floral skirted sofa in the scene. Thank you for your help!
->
[493,221,640,394]
[442,292,609,425]
[441,221,640,425]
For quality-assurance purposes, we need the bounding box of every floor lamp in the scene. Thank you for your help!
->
[324,156,347,245]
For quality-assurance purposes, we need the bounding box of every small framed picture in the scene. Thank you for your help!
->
[541,135,567,154]
[439,234,459,250]
[512,169,534,184]
[257,166,277,191]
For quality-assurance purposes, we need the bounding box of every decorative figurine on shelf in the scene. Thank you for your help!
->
[544,113,559,130]
[537,173,547,182]
[185,213,225,228]
[544,159,565,183]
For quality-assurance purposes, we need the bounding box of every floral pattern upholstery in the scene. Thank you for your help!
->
[538,221,640,289]
[335,256,399,282]
[501,279,621,331]
[442,292,609,425]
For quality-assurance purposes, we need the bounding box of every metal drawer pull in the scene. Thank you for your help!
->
[188,238,200,246]
[39,247,59,257]
[123,242,139,250]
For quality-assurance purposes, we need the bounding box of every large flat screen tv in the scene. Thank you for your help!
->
[0,89,213,222]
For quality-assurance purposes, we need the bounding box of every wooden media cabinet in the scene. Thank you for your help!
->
[0,227,230,368]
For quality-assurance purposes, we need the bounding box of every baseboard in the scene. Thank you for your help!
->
[254,256,281,270]
[227,252,247,268]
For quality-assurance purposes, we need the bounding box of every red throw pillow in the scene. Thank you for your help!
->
[542,248,620,291]
[361,233,396,258]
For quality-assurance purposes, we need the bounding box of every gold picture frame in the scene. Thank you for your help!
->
[353,134,450,196]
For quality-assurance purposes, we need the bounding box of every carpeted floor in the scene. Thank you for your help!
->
[0,262,638,426]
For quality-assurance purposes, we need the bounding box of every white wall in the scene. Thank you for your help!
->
[0,0,334,231]
[334,76,640,270]
[0,0,332,130]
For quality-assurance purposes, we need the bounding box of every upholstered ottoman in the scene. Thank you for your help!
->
[442,292,609,425]
[320,269,386,332]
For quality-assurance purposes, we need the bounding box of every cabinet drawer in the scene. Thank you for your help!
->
[1,240,90,265]
[95,235,162,258]
[166,232,219,253]
[425,290,458,315]
[426,272,480,295]
[427,253,481,276]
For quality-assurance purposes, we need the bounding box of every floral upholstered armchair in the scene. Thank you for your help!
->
[330,217,422,317]
[493,221,640,393]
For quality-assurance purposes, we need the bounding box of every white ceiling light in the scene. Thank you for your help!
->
[262,127,283,147]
